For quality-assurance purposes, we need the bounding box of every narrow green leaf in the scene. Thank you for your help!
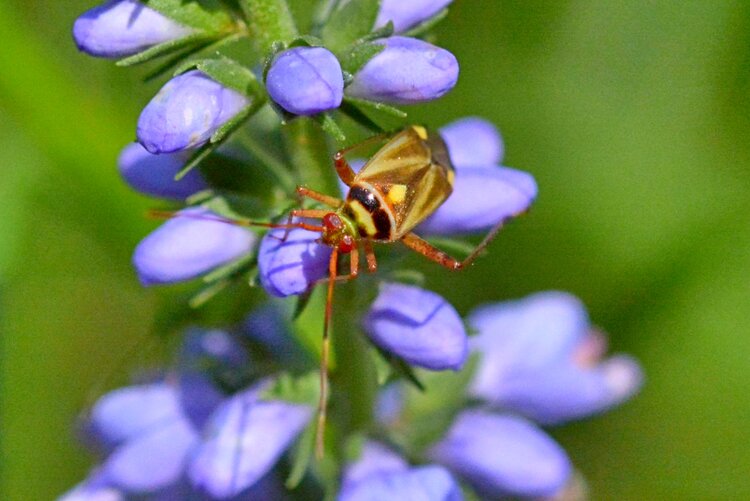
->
[293,290,315,320]
[402,8,449,38]
[425,237,478,258]
[143,0,236,32]
[343,97,407,119]
[321,0,381,52]
[338,41,384,74]
[353,20,393,44]
[315,113,347,144]
[285,419,317,489]
[116,33,217,67]
[340,98,407,132]
[201,254,255,283]
[189,278,231,308]
[144,32,246,81]
[241,0,298,53]
[195,57,263,97]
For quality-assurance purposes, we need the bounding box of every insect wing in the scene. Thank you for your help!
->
[355,127,455,238]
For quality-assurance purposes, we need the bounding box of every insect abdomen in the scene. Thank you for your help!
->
[344,184,394,241]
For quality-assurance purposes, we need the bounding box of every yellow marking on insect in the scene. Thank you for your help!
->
[348,201,378,236]
[387,184,408,204]
[447,169,455,186]
[412,125,428,139]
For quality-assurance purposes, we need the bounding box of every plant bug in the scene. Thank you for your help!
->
[152,125,520,457]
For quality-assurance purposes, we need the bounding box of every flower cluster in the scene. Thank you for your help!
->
[64,0,644,499]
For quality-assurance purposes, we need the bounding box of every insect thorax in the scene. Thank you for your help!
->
[343,183,395,241]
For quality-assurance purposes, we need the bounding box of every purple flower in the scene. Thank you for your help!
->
[363,282,467,370]
[430,410,571,499]
[188,383,312,498]
[339,442,462,501]
[257,226,331,297]
[468,291,644,425]
[419,166,537,235]
[73,0,194,58]
[375,0,454,33]
[266,47,344,115]
[133,207,256,286]
[417,117,535,235]
[346,37,459,105]
[117,142,208,200]
[439,117,504,168]
[85,380,211,494]
[59,471,122,501]
[137,70,250,154]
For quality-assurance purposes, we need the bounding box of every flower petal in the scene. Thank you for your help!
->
[133,207,255,286]
[375,0,454,33]
[418,166,537,235]
[341,442,409,491]
[117,143,207,200]
[188,385,312,498]
[73,0,193,58]
[431,411,571,498]
[439,117,504,167]
[339,465,462,501]
[137,70,250,154]
[266,47,344,115]
[347,37,458,105]
[363,282,467,370]
[499,354,644,425]
[89,383,181,449]
[257,226,331,297]
[102,418,198,492]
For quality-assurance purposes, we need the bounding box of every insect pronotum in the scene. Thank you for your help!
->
[153,125,519,457]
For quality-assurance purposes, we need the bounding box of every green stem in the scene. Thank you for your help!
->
[282,118,377,449]
[240,0,298,54]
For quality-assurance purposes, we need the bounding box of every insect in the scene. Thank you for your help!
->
[155,125,512,457]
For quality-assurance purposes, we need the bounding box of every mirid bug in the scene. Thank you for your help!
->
[153,125,517,457]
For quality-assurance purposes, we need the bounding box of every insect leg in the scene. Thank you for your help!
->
[401,216,512,270]
[333,133,389,186]
[316,248,339,459]
[312,246,360,285]
[296,186,342,208]
[363,240,377,273]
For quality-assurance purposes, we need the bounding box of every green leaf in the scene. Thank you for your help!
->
[321,0,381,53]
[261,371,320,404]
[177,56,262,98]
[340,98,406,132]
[315,113,347,144]
[371,348,426,391]
[285,419,317,489]
[338,41,384,74]
[143,0,236,32]
[201,254,255,283]
[402,8,449,38]
[293,290,315,320]
[241,0,298,53]
[144,32,247,81]
[116,33,218,67]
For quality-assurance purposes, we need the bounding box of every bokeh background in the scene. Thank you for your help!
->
[2,1,750,499]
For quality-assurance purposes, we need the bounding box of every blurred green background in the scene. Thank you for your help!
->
[2,0,750,499]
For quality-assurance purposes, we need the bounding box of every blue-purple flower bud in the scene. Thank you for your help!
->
[133,207,255,286]
[468,292,644,425]
[339,442,462,501]
[418,166,537,235]
[439,117,504,167]
[375,0,454,33]
[73,0,194,58]
[117,143,208,200]
[137,70,250,154]
[346,37,459,105]
[266,47,344,115]
[257,226,331,297]
[188,384,312,498]
[362,282,467,370]
[430,411,571,499]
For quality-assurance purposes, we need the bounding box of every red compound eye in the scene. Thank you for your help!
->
[323,213,342,230]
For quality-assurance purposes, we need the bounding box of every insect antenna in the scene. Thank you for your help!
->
[146,209,325,232]
[315,247,339,459]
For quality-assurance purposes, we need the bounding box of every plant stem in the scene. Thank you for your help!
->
[240,0,298,54]
[282,118,377,450]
